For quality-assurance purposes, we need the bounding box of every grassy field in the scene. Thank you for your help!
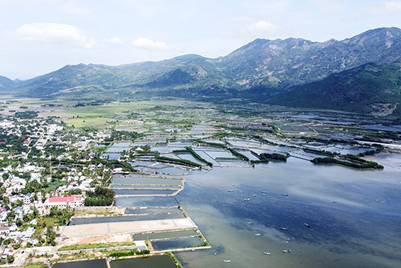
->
[66,117,110,128]
[24,263,48,268]
[74,207,124,217]
[59,241,134,251]
[2,97,214,131]
[62,101,154,129]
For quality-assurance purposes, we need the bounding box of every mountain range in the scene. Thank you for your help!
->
[2,27,401,116]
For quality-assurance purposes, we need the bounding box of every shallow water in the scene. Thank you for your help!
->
[112,177,181,186]
[53,259,107,268]
[110,256,177,268]
[133,229,198,241]
[152,236,204,251]
[115,196,178,207]
[70,210,184,225]
[176,155,401,268]
[113,188,177,195]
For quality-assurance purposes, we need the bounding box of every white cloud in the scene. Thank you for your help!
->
[383,1,401,12]
[106,37,125,45]
[16,23,95,48]
[371,1,401,14]
[132,37,168,50]
[247,20,277,35]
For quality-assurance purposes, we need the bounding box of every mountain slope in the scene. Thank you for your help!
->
[10,27,401,115]
[20,54,232,96]
[0,75,15,90]
[218,27,401,88]
[267,62,401,115]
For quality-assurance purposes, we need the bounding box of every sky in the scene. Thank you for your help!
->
[1,0,401,79]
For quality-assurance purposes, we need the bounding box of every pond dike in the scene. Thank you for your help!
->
[60,170,210,255]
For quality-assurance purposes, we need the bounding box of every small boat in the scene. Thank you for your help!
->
[282,249,291,253]
[224,259,232,263]
[255,233,262,236]
[243,198,251,201]
[304,223,311,228]
[264,252,271,255]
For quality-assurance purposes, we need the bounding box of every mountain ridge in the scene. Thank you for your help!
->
[2,27,401,116]
[264,61,401,115]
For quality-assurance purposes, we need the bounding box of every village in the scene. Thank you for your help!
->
[0,112,115,266]
[0,106,211,268]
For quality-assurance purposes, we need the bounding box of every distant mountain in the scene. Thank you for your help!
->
[219,27,401,88]
[8,27,401,115]
[0,75,15,90]
[20,54,230,97]
[267,61,401,116]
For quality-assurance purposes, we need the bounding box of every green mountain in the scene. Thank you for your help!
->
[4,27,401,115]
[19,54,230,97]
[266,61,401,115]
[220,27,401,88]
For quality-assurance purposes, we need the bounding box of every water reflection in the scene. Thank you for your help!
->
[177,156,401,268]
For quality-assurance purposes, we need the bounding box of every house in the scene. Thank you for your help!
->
[42,195,83,213]
[134,240,148,252]
[0,224,9,236]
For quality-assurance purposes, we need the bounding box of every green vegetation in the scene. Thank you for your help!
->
[105,247,150,258]
[311,156,384,169]
[59,242,133,251]
[84,186,115,206]
[46,207,74,225]
[167,253,184,268]
[156,155,202,168]
[14,110,39,119]
[186,146,213,167]
[24,263,48,268]
[259,152,289,162]
[195,139,227,149]
[228,148,249,161]
[268,62,401,116]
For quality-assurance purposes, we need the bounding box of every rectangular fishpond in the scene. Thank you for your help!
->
[133,229,198,241]
[152,236,205,251]
[113,189,178,196]
[53,259,107,268]
[115,196,178,207]
[110,255,177,268]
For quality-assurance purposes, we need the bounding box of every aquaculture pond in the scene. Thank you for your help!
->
[152,236,205,251]
[115,196,178,207]
[53,259,107,268]
[177,154,401,268]
[124,207,184,217]
[113,189,178,196]
[112,176,182,186]
[70,210,185,225]
[110,255,177,268]
[133,229,198,241]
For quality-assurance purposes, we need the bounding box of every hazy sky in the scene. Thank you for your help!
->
[1,0,401,79]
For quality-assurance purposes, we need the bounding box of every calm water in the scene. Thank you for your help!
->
[110,255,177,268]
[115,196,178,207]
[152,236,204,251]
[53,256,176,268]
[176,154,401,268]
[53,259,107,268]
